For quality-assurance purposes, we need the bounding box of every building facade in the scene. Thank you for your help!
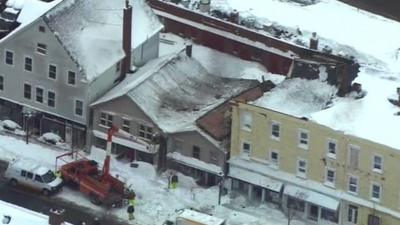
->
[229,102,400,225]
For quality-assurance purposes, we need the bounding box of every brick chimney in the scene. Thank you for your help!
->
[309,32,318,50]
[121,0,133,81]
[199,0,211,13]
[185,43,192,57]
[48,208,65,225]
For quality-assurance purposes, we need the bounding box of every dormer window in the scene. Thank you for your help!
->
[36,43,47,55]
[39,26,45,33]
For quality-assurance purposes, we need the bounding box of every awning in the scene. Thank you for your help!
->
[92,130,158,154]
[229,166,283,193]
[167,152,223,176]
[284,185,339,211]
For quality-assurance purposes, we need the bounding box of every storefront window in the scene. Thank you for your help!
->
[287,197,305,212]
[321,207,339,223]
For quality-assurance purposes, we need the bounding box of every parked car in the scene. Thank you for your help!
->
[3,159,63,195]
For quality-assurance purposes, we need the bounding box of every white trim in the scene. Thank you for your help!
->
[4,49,14,66]
[270,120,281,141]
[296,157,307,179]
[298,128,309,150]
[66,70,77,86]
[74,98,84,117]
[240,111,252,132]
[24,55,33,72]
[48,63,57,80]
[46,89,56,108]
[324,167,336,188]
[326,138,337,159]
[370,182,381,202]
[23,82,32,100]
[269,149,279,169]
[240,140,251,158]
[35,85,44,104]
[347,174,359,195]
[372,153,383,174]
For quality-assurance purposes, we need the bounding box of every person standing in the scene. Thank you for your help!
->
[127,204,135,220]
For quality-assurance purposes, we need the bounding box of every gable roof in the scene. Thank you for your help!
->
[44,0,163,82]
[92,52,260,133]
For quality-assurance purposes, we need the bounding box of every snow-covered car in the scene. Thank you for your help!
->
[4,159,63,195]
[38,132,63,145]
[0,120,25,135]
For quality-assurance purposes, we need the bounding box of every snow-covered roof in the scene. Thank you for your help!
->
[45,0,163,82]
[253,78,337,117]
[167,152,223,175]
[0,0,62,43]
[93,52,259,133]
[0,200,71,225]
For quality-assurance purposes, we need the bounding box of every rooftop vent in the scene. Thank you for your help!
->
[351,82,366,99]
[388,87,400,107]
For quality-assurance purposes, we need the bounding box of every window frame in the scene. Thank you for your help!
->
[122,118,131,133]
[74,99,84,116]
[5,49,14,65]
[0,75,3,91]
[296,158,307,178]
[35,86,44,103]
[24,56,33,72]
[270,150,279,167]
[67,71,76,86]
[192,145,201,159]
[241,140,251,157]
[371,182,381,202]
[99,112,113,127]
[38,25,46,33]
[48,64,57,80]
[298,129,309,150]
[326,138,337,159]
[348,175,359,195]
[372,154,383,174]
[271,121,281,140]
[240,111,252,132]
[47,90,56,108]
[138,124,153,140]
[24,83,32,100]
[347,204,358,224]
[324,167,336,188]
[36,42,47,55]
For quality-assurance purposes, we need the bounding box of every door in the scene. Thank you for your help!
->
[308,204,319,221]
[65,124,72,144]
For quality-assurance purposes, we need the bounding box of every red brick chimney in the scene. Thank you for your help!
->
[48,208,65,225]
[121,0,133,81]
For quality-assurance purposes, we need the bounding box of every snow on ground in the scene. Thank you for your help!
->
[0,135,300,225]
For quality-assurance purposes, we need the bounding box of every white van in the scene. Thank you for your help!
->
[4,159,63,195]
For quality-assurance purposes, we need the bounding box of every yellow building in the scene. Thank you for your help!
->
[228,79,400,225]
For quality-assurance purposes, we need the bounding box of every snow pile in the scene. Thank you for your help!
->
[0,120,21,131]
[38,132,63,144]
[253,78,337,117]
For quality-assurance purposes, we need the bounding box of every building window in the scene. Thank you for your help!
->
[371,183,381,201]
[192,145,200,159]
[348,205,358,224]
[5,50,13,65]
[321,208,339,223]
[241,141,251,156]
[298,129,309,149]
[348,176,358,194]
[0,76,3,91]
[48,64,57,80]
[327,139,337,158]
[35,87,43,103]
[240,111,252,131]
[368,215,380,225]
[74,100,83,116]
[325,168,336,187]
[287,197,305,212]
[297,158,307,178]
[24,83,31,99]
[36,43,47,55]
[270,151,279,167]
[271,121,280,140]
[25,57,32,72]
[349,145,360,170]
[39,26,45,32]
[47,91,55,107]
[68,71,76,85]
[122,119,130,133]
[372,155,383,173]
[210,152,218,164]
[139,124,153,140]
[99,112,113,127]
